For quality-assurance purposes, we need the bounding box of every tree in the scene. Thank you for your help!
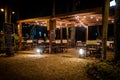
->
[102,0,110,60]
[114,0,120,61]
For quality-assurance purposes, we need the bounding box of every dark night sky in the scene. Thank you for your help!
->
[0,0,104,20]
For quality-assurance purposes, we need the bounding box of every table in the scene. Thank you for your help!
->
[86,44,101,56]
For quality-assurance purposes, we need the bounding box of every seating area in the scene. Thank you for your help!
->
[22,39,68,53]
[86,40,101,57]
[76,40,102,57]
[76,41,86,49]
[21,39,114,58]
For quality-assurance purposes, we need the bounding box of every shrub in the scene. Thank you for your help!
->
[85,61,120,80]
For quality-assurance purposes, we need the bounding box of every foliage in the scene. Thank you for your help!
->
[0,35,5,52]
[85,61,120,80]
[12,33,19,42]
[0,35,4,43]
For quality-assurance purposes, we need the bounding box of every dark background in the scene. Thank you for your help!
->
[0,0,104,31]
[0,0,104,20]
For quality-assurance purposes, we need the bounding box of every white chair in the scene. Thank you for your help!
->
[38,40,44,44]
[55,40,61,44]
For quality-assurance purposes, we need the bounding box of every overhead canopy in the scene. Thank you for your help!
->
[54,7,114,28]
[17,7,114,28]
[17,7,114,51]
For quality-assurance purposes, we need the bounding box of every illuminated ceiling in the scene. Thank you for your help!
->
[55,12,114,27]
[17,7,114,28]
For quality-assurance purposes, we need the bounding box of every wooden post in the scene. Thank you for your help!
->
[66,26,69,40]
[66,26,69,42]
[49,20,56,53]
[49,19,53,54]
[18,23,22,50]
[66,26,69,47]
[49,0,56,53]
[86,26,88,42]
[60,26,63,44]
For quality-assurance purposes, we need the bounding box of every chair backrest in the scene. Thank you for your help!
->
[26,40,33,44]
[38,40,44,44]
[107,41,114,47]
[46,40,49,43]
[56,40,61,44]
[62,39,67,44]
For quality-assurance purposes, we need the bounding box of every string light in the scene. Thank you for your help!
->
[0,8,4,12]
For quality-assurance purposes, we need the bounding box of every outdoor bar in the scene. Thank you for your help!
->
[17,7,114,54]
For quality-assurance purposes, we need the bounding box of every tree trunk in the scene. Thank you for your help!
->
[49,0,56,53]
[102,0,110,60]
[70,0,79,47]
[114,0,120,61]
[70,27,76,47]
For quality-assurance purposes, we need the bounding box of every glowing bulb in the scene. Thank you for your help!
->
[110,0,116,7]
[0,8,4,12]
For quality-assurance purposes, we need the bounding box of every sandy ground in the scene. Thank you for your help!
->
[0,48,114,80]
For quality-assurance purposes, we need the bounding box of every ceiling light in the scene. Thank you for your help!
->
[111,20,114,23]
[83,16,87,18]
[96,19,99,21]
[90,16,94,19]
[0,8,4,12]
[12,11,15,14]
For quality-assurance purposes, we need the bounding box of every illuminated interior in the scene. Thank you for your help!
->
[17,7,114,28]
[17,7,114,49]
